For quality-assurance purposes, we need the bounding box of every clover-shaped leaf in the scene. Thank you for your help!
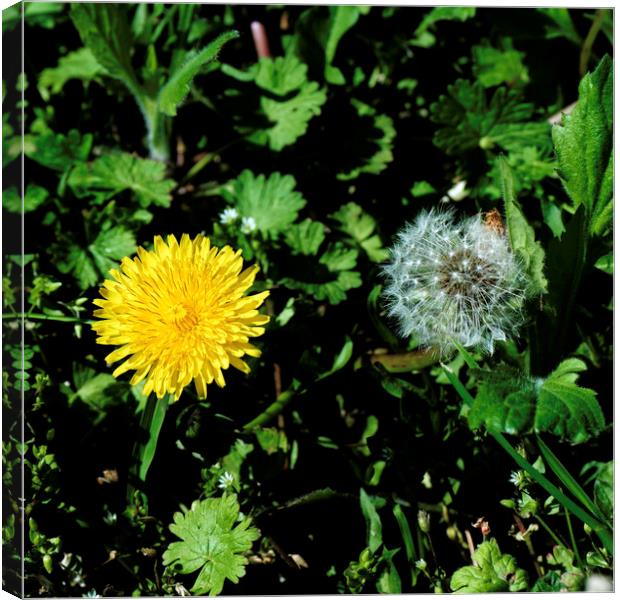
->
[162,495,260,596]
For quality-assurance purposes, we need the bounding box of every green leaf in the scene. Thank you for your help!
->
[222,170,306,238]
[70,3,140,95]
[359,489,383,553]
[71,363,119,411]
[158,30,239,116]
[280,243,362,305]
[293,6,368,84]
[468,360,605,444]
[552,55,612,236]
[498,156,547,294]
[594,252,613,274]
[537,8,582,45]
[26,129,92,172]
[593,461,613,522]
[472,39,529,88]
[38,48,106,100]
[330,202,388,262]
[68,150,175,208]
[89,225,138,276]
[28,275,61,308]
[338,100,395,180]
[3,185,49,214]
[410,7,476,48]
[450,539,528,593]
[285,219,325,256]
[431,80,549,156]
[258,82,327,151]
[162,494,260,596]
[255,53,308,95]
[56,225,136,289]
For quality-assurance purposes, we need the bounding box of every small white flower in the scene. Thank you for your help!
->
[240,216,257,234]
[415,558,427,571]
[217,471,235,489]
[509,471,523,487]
[383,208,528,356]
[218,207,239,225]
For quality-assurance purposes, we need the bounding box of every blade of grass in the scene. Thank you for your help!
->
[537,435,607,524]
[138,393,169,481]
[393,504,418,586]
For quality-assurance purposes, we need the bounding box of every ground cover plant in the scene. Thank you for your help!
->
[2,3,614,596]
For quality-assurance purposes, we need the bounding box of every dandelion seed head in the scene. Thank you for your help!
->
[382,208,528,356]
[92,234,270,401]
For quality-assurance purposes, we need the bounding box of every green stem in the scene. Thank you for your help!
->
[533,514,567,548]
[242,390,296,431]
[565,507,582,566]
[579,9,607,77]
[2,312,92,324]
[139,96,171,162]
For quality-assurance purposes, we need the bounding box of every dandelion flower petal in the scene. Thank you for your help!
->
[92,234,270,400]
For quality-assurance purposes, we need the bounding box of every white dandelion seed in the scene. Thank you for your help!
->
[382,208,528,356]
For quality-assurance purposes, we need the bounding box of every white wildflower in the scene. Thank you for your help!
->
[383,208,527,356]
[217,471,235,489]
[240,216,257,234]
[218,207,239,225]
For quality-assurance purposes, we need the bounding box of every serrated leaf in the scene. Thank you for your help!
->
[258,82,327,151]
[450,539,528,593]
[89,225,137,276]
[3,185,49,213]
[338,101,395,180]
[552,55,613,236]
[162,495,260,596]
[38,47,106,100]
[280,243,362,305]
[472,39,529,88]
[468,360,605,444]
[68,151,175,207]
[285,219,325,256]
[69,4,139,93]
[158,30,239,116]
[431,80,549,156]
[330,202,388,262]
[255,53,308,95]
[498,156,547,295]
[56,225,136,289]
[26,129,92,172]
[222,170,306,238]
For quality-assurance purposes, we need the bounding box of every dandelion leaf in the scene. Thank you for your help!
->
[222,170,306,237]
[330,202,388,262]
[68,151,175,208]
[158,30,239,116]
[450,539,528,593]
[552,55,613,236]
[498,156,547,295]
[162,495,260,596]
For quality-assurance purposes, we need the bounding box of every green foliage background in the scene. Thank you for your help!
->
[2,4,613,596]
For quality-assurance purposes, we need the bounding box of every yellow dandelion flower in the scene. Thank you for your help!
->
[92,234,270,401]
